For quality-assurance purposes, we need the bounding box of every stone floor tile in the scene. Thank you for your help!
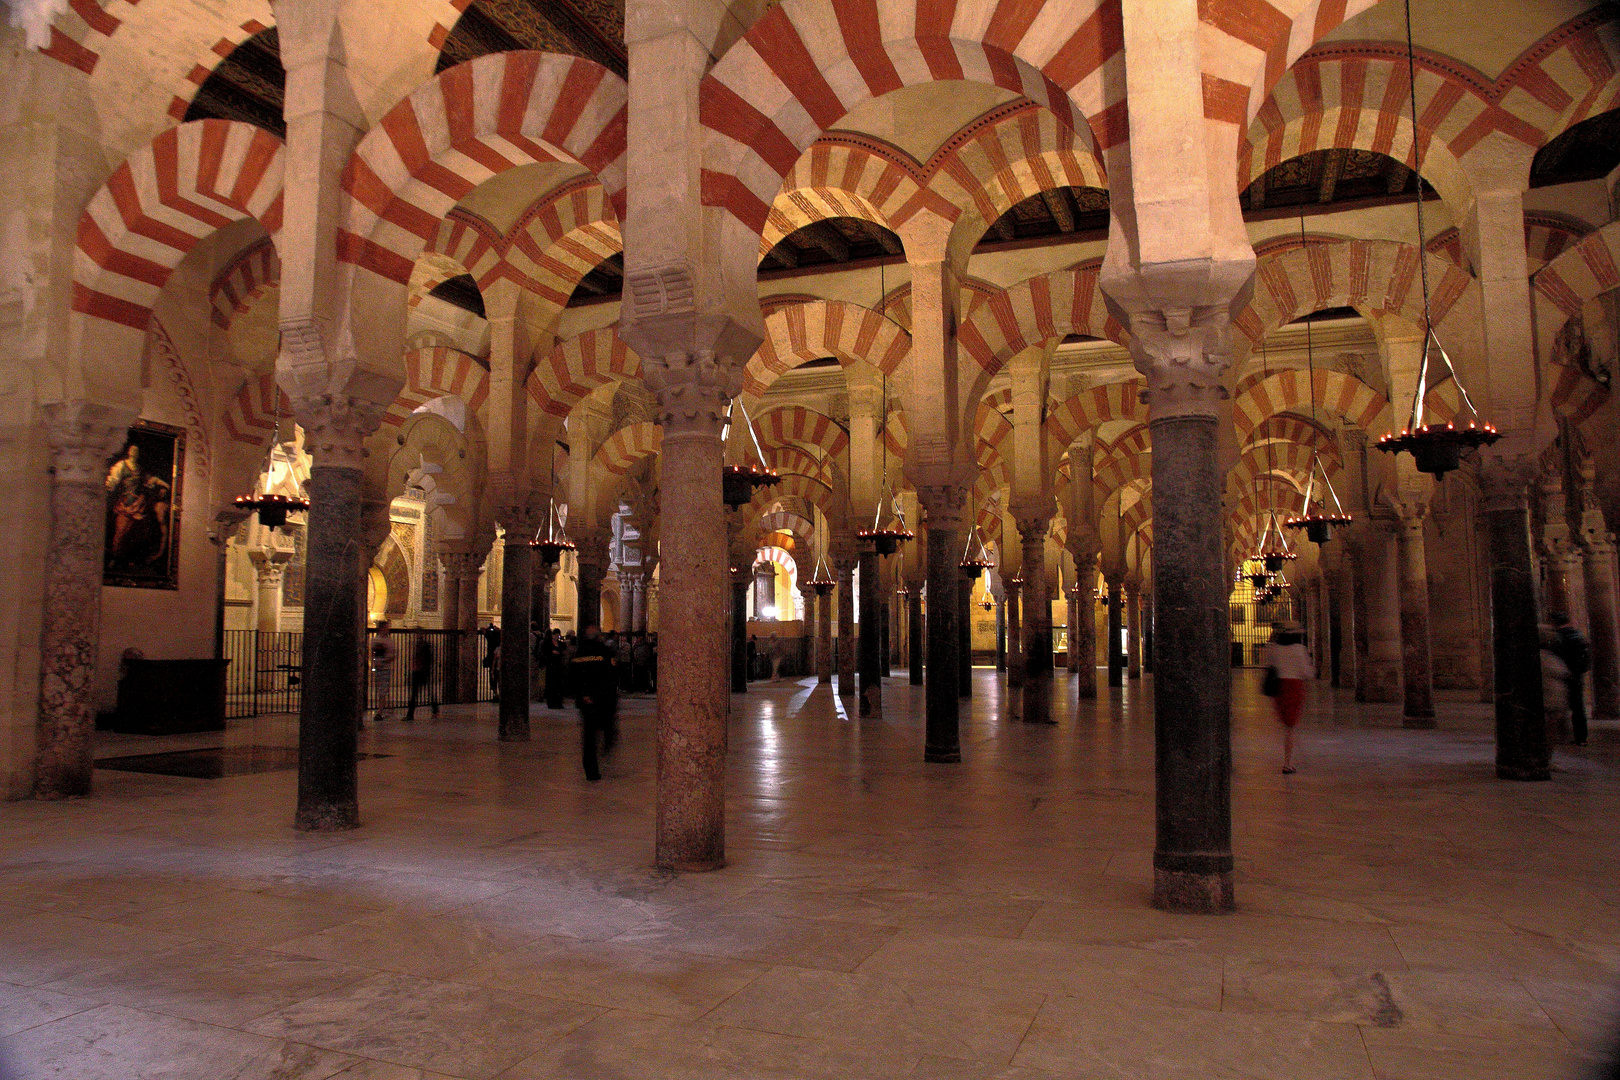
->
[1013,995,1374,1078]
[703,966,1046,1064]
[453,935,766,1018]
[3,1003,356,1080]
[118,889,382,947]
[907,1056,1069,1080]
[1358,1025,1596,1080]
[0,914,194,987]
[495,1009,919,1079]
[0,980,100,1038]
[244,971,601,1080]
[736,881,1043,938]
[607,907,898,971]
[270,908,537,980]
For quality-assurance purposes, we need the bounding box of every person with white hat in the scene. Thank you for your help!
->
[1264,623,1312,774]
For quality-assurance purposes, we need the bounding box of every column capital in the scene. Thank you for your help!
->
[573,527,611,572]
[909,464,976,528]
[1479,459,1538,513]
[293,392,386,471]
[43,402,138,486]
[439,550,485,577]
[1124,305,1235,421]
[1010,503,1054,541]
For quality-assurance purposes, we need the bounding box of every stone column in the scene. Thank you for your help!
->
[33,404,133,800]
[497,511,535,741]
[1005,577,1024,687]
[1065,583,1080,674]
[1106,575,1124,688]
[915,482,968,762]
[441,551,483,703]
[835,556,855,698]
[1482,464,1549,780]
[754,562,774,619]
[817,584,834,684]
[1358,527,1404,702]
[907,586,924,685]
[1072,551,1099,699]
[1391,501,1435,725]
[575,529,608,635]
[531,551,558,701]
[618,569,637,634]
[957,574,972,699]
[881,585,894,677]
[1576,457,1620,718]
[439,553,463,703]
[858,543,883,717]
[250,552,288,633]
[293,395,384,830]
[730,568,749,694]
[799,584,817,677]
[632,573,649,632]
[1017,513,1053,723]
[1127,584,1142,680]
[995,595,1007,671]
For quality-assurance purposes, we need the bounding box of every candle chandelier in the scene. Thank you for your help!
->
[856,372,914,554]
[721,398,780,509]
[959,491,994,578]
[1375,0,1498,478]
[233,395,309,528]
[1282,234,1355,546]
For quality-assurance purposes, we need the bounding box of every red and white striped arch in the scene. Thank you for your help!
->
[745,301,910,397]
[958,265,1125,376]
[1548,362,1611,429]
[754,404,851,463]
[209,236,279,329]
[339,52,627,360]
[1097,422,1151,461]
[74,119,284,372]
[529,326,643,419]
[763,136,924,255]
[699,0,1127,271]
[382,346,490,430]
[1235,238,1482,358]
[1231,439,1343,491]
[1094,451,1151,502]
[1524,212,1592,275]
[972,404,1012,473]
[1233,368,1389,440]
[1044,378,1147,455]
[750,472,842,526]
[593,421,662,478]
[1244,414,1341,462]
[1533,221,1620,357]
[221,370,289,447]
[496,179,622,311]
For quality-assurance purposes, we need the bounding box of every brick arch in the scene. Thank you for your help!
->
[761,445,837,490]
[1044,378,1147,456]
[529,326,643,419]
[699,0,1125,283]
[210,236,280,330]
[1524,212,1592,275]
[745,301,910,397]
[958,265,1126,378]
[1094,451,1151,502]
[222,370,290,448]
[498,180,623,311]
[339,51,628,365]
[1233,369,1390,441]
[1097,423,1151,460]
[1232,440,1343,491]
[762,137,923,255]
[383,347,491,429]
[593,421,662,477]
[751,472,842,527]
[1243,414,1341,463]
[972,404,1012,473]
[1196,0,1381,129]
[1533,220,1620,358]
[754,404,851,464]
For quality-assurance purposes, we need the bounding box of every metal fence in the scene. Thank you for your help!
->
[1228,593,1306,666]
[223,628,497,719]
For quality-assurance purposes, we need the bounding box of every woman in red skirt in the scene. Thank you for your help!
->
[1265,624,1313,774]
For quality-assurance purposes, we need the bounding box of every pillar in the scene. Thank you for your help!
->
[1127,584,1142,680]
[915,483,968,762]
[1106,575,1124,688]
[632,572,650,632]
[251,554,286,633]
[1065,584,1080,674]
[907,587,924,685]
[618,569,637,634]
[293,397,383,830]
[1392,503,1435,725]
[444,551,483,703]
[858,544,883,718]
[497,514,534,741]
[531,553,557,700]
[817,585,834,684]
[835,557,855,698]
[1072,552,1099,699]
[1006,577,1024,687]
[1576,457,1620,718]
[754,562,774,619]
[957,574,972,699]
[1017,514,1053,723]
[799,585,818,677]
[34,405,132,799]
[881,586,894,677]
[439,553,463,703]
[1358,528,1404,702]
[576,530,607,634]
[730,570,749,694]
[994,596,1006,671]
[1482,465,1549,780]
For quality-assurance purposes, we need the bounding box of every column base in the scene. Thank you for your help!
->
[657,855,726,873]
[1496,763,1551,781]
[1152,868,1235,913]
[296,804,359,831]
[1401,713,1437,729]
[924,747,962,763]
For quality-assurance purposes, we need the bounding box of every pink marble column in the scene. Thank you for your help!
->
[1392,504,1435,725]
[835,556,855,698]
[1072,551,1099,699]
[1126,584,1142,680]
[34,404,134,799]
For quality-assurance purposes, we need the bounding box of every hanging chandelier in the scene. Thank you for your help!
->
[806,551,836,596]
[856,372,914,554]
[1375,0,1498,478]
[958,492,993,578]
[1254,506,1297,573]
[531,496,576,566]
[721,399,780,509]
[233,396,308,528]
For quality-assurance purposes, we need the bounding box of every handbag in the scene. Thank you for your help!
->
[1261,666,1281,697]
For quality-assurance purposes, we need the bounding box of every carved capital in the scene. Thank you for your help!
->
[641,349,743,437]
[573,527,610,572]
[294,393,385,471]
[439,551,485,578]
[43,402,137,486]
[1478,460,1537,513]
[1127,307,1234,421]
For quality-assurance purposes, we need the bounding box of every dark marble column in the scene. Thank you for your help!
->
[881,588,893,677]
[456,560,481,700]
[1072,552,1099,699]
[817,584,834,684]
[835,558,855,698]
[1393,504,1435,725]
[730,574,749,694]
[1065,586,1080,673]
[1106,576,1125,688]
[1347,539,1371,700]
[1482,466,1549,781]
[292,396,384,830]
[1005,577,1024,687]
[498,521,534,741]
[994,598,1006,671]
[916,486,967,763]
[1143,590,1154,673]
[907,588,924,684]
[1126,585,1143,680]
[576,531,607,636]
[1357,527,1404,702]
[799,586,818,680]
[531,554,556,701]
[1018,517,1053,723]
[1149,408,1233,913]
[440,554,464,703]
[858,545,883,718]
[34,404,134,800]
[1586,536,1620,719]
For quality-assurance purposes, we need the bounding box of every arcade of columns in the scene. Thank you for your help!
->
[5,0,1620,912]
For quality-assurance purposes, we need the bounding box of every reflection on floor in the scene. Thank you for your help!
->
[0,670,1616,1079]
[95,746,391,780]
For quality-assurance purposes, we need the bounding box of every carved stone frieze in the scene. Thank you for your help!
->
[294,393,386,471]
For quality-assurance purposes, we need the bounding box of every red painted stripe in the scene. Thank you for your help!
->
[985,46,1022,94]
[917,36,965,81]
[984,0,1045,52]
[1202,74,1248,123]
[701,169,771,232]
[749,8,846,129]
[833,0,901,96]
[916,0,958,41]
[440,63,477,148]
[230,126,283,210]
[336,230,416,284]
[76,214,170,288]
[497,52,544,138]
[543,58,609,150]
[579,105,628,177]
[42,27,97,74]
[68,0,119,36]
[259,191,283,235]
[1092,99,1128,149]
[72,283,150,330]
[700,78,800,176]
[380,101,432,171]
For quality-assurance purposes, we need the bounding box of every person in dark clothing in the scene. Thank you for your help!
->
[479,623,501,702]
[631,632,653,694]
[1551,611,1592,746]
[404,636,438,721]
[544,629,568,709]
[570,624,618,782]
[747,635,758,681]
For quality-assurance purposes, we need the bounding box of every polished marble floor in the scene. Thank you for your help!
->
[0,669,1616,1079]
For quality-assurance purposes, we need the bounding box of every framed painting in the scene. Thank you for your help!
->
[103,420,185,590]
